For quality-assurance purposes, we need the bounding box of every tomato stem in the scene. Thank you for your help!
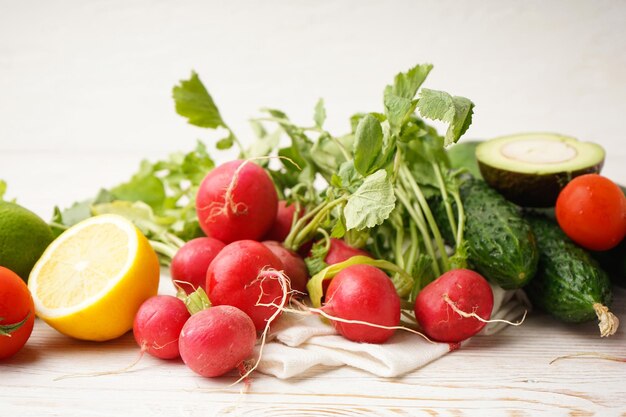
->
[0,313,30,337]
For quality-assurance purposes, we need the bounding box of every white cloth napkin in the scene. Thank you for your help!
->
[256,285,529,379]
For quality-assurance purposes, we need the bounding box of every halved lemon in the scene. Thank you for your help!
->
[28,214,160,341]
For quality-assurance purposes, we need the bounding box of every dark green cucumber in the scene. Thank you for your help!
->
[429,178,539,289]
[461,179,538,289]
[525,215,618,336]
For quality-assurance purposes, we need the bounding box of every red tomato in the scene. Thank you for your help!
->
[555,174,626,251]
[0,266,35,359]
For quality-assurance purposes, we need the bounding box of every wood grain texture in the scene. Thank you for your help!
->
[2,287,625,416]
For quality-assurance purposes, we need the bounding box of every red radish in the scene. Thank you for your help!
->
[297,240,314,258]
[325,238,372,265]
[207,240,285,331]
[133,295,190,359]
[323,264,400,344]
[178,305,256,377]
[262,241,308,293]
[264,201,302,242]
[170,237,225,294]
[316,239,372,296]
[196,160,278,243]
[414,269,494,343]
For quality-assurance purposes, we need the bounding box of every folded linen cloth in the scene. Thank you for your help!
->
[256,285,529,379]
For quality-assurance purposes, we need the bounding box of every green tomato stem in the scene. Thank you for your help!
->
[0,313,30,337]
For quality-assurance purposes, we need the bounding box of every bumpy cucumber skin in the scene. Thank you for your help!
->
[459,179,538,289]
[525,215,613,323]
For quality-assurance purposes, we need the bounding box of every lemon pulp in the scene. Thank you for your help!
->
[29,214,160,341]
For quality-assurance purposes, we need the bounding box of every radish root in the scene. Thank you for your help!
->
[592,303,619,337]
[227,267,294,388]
[550,352,626,365]
[442,294,527,327]
[202,156,300,225]
[260,295,436,344]
[54,348,145,381]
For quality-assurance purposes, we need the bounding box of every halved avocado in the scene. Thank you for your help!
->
[476,133,605,207]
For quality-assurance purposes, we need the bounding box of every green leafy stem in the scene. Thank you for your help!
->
[306,255,415,308]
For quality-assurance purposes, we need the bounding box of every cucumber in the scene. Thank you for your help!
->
[461,179,538,289]
[430,178,539,289]
[525,215,618,337]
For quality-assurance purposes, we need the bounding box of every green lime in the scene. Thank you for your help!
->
[0,201,54,282]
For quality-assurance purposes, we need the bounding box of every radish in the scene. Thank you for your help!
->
[206,240,285,331]
[325,238,372,265]
[414,269,494,343]
[195,160,278,243]
[264,201,302,242]
[133,295,190,359]
[262,240,308,293]
[178,305,256,377]
[170,237,225,294]
[323,264,400,343]
[312,239,372,297]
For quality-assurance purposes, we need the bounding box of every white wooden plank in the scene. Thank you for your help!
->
[2,288,624,416]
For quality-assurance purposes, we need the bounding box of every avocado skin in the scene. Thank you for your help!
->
[525,215,613,323]
[477,160,604,208]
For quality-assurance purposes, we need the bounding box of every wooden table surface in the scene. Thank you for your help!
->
[1,150,626,416]
[2,289,624,416]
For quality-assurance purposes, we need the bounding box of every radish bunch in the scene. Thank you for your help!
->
[132,159,313,378]
[132,156,499,379]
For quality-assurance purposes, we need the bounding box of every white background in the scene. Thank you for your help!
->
[1,0,625,218]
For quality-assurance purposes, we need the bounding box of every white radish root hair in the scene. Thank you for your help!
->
[270,298,436,344]
[442,294,527,326]
[226,267,295,388]
[54,349,146,381]
[550,352,626,365]
[201,156,301,225]
[172,279,197,293]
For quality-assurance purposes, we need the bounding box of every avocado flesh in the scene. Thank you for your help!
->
[476,133,605,207]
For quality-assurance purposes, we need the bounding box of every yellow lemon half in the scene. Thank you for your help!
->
[28,214,160,341]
